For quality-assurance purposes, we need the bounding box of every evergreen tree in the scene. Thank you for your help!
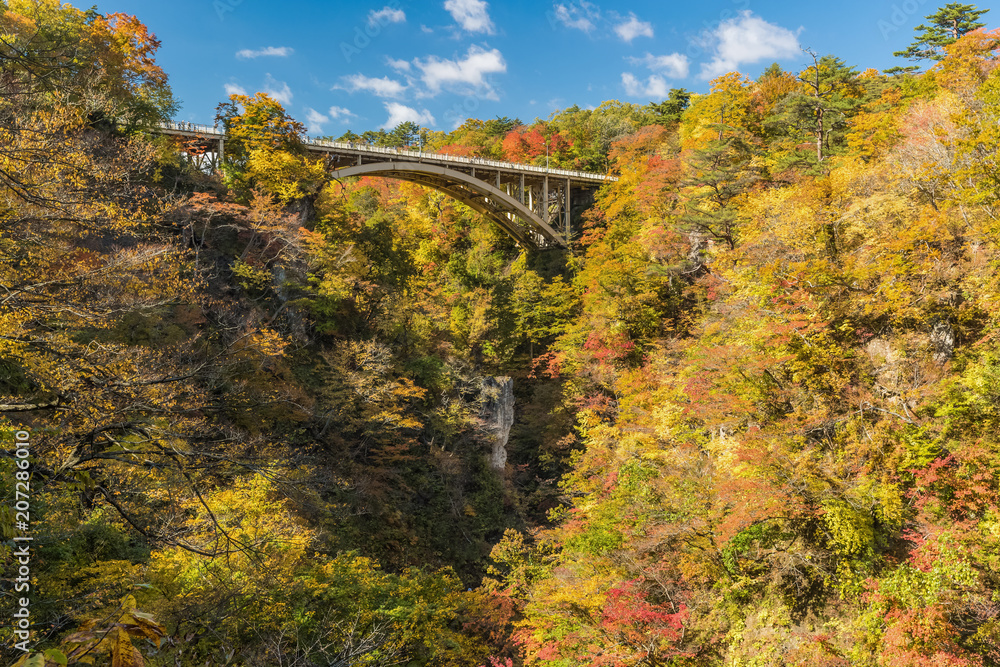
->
[360,128,390,145]
[771,51,861,165]
[389,120,421,146]
[893,3,989,62]
[483,116,522,137]
[648,88,692,126]
[679,131,760,250]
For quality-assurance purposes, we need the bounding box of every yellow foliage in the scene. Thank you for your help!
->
[150,474,313,595]
[245,147,326,203]
[822,499,875,557]
[681,72,755,150]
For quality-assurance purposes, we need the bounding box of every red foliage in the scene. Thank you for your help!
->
[634,155,681,210]
[528,351,563,379]
[910,448,1000,524]
[592,580,688,666]
[898,528,938,572]
[501,126,572,164]
[881,605,984,667]
[604,126,682,214]
[354,176,400,200]
[463,590,522,663]
[436,143,478,157]
[501,131,531,163]
[480,658,514,667]
[608,126,669,166]
[573,392,618,421]
[583,330,635,366]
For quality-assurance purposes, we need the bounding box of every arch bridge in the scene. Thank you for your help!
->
[158,121,615,248]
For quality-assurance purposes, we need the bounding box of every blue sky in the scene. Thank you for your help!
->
[94,0,995,134]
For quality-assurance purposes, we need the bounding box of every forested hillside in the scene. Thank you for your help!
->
[2,1,1000,665]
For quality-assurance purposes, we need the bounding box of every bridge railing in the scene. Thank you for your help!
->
[303,137,614,182]
[156,121,615,182]
[160,120,223,135]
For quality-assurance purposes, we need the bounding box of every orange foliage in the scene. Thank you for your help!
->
[933,28,1000,93]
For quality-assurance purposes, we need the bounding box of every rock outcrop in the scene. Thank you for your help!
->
[480,376,514,470]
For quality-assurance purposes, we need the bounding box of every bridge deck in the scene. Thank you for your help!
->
[157,121,615,186]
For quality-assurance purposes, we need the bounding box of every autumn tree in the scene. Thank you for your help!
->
[215,92,325,202]
[500,125,573,167]
[0,2,176,124]
[547,101,652,170]
[681,72,755,151]
[750,64,799,140]
[0,6,317,653]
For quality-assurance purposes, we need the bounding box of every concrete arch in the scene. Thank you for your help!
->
[328,161,566,247]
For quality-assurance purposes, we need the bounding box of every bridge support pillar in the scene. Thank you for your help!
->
[542,176,549,222]
[218,138,224,168]
[519,174,525,204]
[565,178,571,246]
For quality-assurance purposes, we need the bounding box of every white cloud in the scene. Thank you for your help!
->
[553,2,599,32]
[263,74,293,106]
[224,83,247,97]
[305,108,328,133]
[236,46,293,59]
[414,45,506,98]
[368,6,406,26]
[386,57,411,72]
[699,11,801,79]
[304,106,356,132]
[444,0,495,34]
[614,13,653,42]
[382,102,435,129]
[627,52,690,79]
[337,73,407,97]
[622,72,669,99]
[328,106,355,120]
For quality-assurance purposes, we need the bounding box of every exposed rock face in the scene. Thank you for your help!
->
[687,232,708,271]
[930,320,955,363]
[481,376,514,470]
[270,265,308,341]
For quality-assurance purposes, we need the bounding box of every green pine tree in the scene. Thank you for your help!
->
[893,3,989,62]
[771,51,861,165]
[647,88,692,127]
[679,131,760,250]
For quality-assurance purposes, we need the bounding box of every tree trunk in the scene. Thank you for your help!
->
[816,107,824,163]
